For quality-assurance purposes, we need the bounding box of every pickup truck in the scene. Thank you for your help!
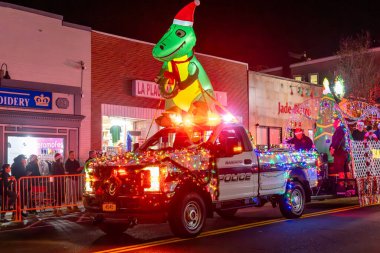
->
[83,123,318,237]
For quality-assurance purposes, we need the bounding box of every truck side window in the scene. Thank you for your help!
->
[173,131,192,149]
[216,128,244,157]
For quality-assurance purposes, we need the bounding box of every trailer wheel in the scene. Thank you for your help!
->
[169,192,206,238]
[216,209,238,219]
[279,181,305,218]
[98,222,129,235]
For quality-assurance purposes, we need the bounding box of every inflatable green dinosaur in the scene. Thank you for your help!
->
[152,0,218,126]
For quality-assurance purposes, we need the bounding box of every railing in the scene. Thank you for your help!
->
[0,174,84,222]
[1,179,17,221]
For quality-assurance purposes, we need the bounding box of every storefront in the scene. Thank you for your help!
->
[0,3,91,163]
[249,71,323,150]
[0,79,85,165]
[101,104,162,154]
[91,31,249,152]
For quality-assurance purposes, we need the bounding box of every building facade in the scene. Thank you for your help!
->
[0,3,91,165]
[91,31,249,153]
[262,48,380,88]
[249,71,323,150]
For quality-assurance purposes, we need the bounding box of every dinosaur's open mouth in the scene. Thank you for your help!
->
[159,41,186,59]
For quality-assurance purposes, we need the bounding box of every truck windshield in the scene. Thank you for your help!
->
[139,127,213,151]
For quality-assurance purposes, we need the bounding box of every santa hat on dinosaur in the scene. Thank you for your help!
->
[173,0,200,27]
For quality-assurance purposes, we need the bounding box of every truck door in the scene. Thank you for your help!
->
[258,162,288,196]
[216,126,258,201]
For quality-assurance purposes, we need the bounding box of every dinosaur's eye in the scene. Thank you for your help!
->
[175,29,186,38]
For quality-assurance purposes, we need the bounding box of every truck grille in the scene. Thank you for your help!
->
[94,166,144,199]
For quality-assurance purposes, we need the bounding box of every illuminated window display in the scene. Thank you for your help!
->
[102,116,159,154]
[7,136,64,164]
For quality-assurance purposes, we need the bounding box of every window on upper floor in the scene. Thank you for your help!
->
[309,74,318,84]
[294,75,302,81]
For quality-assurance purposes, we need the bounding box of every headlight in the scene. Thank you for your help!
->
[84,162,96,193]
[85,173,95,193]
[142,166,161,192]
[85,180,94,193]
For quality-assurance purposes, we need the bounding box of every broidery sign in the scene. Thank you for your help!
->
[0,87,52,110]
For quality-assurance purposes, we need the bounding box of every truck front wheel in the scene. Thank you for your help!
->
[279,181,305,218]
[169,192,206,238]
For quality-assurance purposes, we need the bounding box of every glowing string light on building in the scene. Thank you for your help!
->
[334,76,345,99]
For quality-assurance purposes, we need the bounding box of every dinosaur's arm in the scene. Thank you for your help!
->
[155,62,169,83]
[188,62,197,76]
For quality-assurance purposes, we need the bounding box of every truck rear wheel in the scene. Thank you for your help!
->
[216,209,238,219]
[169,192,206,238]
[98,222,129,235]
[279,181,305,219]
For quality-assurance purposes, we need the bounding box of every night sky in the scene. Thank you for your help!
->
[3,0,380,69]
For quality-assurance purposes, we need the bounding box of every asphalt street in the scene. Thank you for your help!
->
[0,197,379,253]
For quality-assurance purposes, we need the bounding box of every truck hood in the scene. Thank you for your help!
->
[89,147,211,172]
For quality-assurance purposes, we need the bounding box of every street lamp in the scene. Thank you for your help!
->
[0,63,11,80]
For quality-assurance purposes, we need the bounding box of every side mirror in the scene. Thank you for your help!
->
[224,137,243,157]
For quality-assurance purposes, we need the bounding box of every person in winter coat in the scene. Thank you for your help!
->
[287,128,314,151]
[64,151,82,212]
[26,155,41,177]
[10,155,28,217]
[52,153,65,216]
[11,154,27,180]
[330,118,349,191]
[85,150,97,164]
[25,155,41,214]
[351,121,366,141]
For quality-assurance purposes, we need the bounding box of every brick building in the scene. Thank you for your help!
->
[91,31,249,152]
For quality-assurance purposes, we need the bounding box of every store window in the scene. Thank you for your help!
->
[102,116,160,154]
[269,128,282,145]
[7,135,65,164]
[256,127,268,146]
[256,126,282,151]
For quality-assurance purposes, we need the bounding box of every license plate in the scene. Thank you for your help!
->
[102,203,116,212]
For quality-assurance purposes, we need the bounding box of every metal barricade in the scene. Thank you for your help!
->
[1,178,17,221]
[15,174,84,221]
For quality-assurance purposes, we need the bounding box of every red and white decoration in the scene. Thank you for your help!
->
[351,140,380,206]
[173,0,200,27]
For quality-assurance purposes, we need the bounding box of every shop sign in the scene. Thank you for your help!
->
[0,87,52,110]
[132,80,161,99]
[278,102,311,117]
[132,80,228,106]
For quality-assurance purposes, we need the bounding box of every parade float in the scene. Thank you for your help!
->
[83,0,319,237]
[286,77,380,206]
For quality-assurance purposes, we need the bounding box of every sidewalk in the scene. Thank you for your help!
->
[0,208,85,232]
